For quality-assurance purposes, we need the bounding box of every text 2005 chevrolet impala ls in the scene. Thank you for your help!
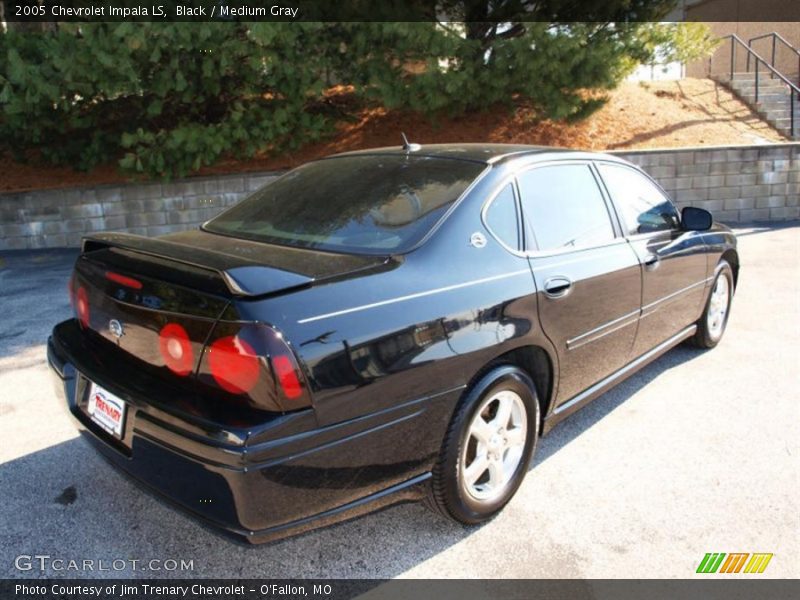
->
[48,144,738,543]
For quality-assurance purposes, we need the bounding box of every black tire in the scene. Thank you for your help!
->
[689,260,735,349]
[426,364,540,525]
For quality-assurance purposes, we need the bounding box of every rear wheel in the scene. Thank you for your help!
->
[427,365,540,524]
[689,260,734,349]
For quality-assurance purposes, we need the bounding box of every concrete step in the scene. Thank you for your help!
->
[773,120,798,132]
[731,82,799,92]
[729,71,800,81]
[755,99,800,110]
[730,80,800,92]
[762,108,800,120]
[730,76,792,85]
[755,98,800,107]
[745,94,800,105]
[714,73,799,138]
[731,84,793,95]
[738,95,796,106]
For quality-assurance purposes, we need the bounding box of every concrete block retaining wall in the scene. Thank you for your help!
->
[619,144,799,224]
[1,143,797,250]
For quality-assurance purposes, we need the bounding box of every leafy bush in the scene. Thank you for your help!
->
[343,20,719,122]
[0,11,720,178]
[0,23,335,177]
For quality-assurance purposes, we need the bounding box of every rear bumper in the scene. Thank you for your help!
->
[48,320,458,544]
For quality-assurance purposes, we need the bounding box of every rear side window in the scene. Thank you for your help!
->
[204,155,485,255]
[484,183,520,251]
[517,164,615,252]
[597,163,680,235]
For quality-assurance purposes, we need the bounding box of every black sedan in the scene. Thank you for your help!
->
[48,144,738,543]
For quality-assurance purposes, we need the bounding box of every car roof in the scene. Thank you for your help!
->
[328,143,626,167]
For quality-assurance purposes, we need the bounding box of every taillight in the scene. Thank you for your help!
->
[76,285,90,328]
[272,355,303,399]
[199,323,310,411]
[158,323,195,376]
[208,335,260,394]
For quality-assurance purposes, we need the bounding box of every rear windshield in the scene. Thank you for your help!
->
[204,155,485,255]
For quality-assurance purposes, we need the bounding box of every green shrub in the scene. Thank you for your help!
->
[0,23,335,178]
[0,12,719,179]
[347,19,716,122]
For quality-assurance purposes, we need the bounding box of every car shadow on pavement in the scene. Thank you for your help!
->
[1,344,706,580]
[0,248,713,579]
[0,434,483,579]
[533,344,704,468]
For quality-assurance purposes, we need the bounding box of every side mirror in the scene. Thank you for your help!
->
[681,206,712,231]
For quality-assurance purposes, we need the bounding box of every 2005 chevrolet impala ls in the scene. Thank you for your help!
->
[48,143,738,543]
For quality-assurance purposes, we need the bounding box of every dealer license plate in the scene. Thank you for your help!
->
[86,381,127,439]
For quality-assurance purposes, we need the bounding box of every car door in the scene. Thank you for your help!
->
[595,161,709,358]
[517,162,642,407]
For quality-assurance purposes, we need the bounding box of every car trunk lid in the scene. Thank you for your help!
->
[71,231,389,416]
[83,230,390,297]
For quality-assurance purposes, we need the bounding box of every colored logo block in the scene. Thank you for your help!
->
[697,553,773,574]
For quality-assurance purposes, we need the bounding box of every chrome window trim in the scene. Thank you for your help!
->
[625,228,708,244]
[528,238,630,269]
[480,159,627,260]
[625,230,675,243]
[526,237,630,261]
[479,175,526,257]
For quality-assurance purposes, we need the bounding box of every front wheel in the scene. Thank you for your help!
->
[689,260,734,349]
[427,365,540,525]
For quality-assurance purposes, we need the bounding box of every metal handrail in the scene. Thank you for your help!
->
[747,32,800,84]
[712,34,798,138]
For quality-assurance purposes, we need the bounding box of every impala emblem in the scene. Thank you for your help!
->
[109,319,124,339]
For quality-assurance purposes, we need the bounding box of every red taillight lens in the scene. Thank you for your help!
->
[208,335,260,394]
[272,354,303,399]
[105,271,143,290]
[158,323,195,376]
[199,323,310,411]
[76,286,90,328]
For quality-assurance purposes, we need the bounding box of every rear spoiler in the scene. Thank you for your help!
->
[82,232,314,297]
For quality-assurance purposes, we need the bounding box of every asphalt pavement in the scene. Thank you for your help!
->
[0,225,798,579]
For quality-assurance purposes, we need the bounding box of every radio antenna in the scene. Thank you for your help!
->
[401,132,421,153]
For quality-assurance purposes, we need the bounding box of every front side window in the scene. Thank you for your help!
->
[517,164,615,252]
[205,155,485,255]
[484,183,520,251]
[597,163,680,235]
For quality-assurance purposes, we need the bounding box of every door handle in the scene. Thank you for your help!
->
[543,276,573,298]
[644,254,661,271]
